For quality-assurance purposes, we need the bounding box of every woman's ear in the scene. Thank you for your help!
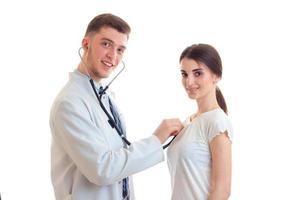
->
[213,75,221,84]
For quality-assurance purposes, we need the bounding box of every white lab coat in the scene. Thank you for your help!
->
[50,70,164,200]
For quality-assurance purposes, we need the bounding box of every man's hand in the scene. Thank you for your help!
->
[153,119,184,144]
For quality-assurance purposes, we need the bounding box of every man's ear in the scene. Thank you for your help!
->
[82,38,89,50]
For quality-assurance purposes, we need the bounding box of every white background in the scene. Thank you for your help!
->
[1,0,300,199]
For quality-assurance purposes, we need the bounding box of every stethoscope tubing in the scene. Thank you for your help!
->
[79,46,174,149]
[90,78,176,149]
[90,79,131,146]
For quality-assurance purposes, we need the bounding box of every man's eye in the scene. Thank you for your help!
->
[102,41,111,47]
[117,48,125,55]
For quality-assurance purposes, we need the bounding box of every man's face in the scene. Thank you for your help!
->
[83,26,128,81]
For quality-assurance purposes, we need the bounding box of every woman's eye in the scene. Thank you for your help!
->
[181,73,187,78]
[194,71,203,77]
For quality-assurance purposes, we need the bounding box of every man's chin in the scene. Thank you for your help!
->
[95,71,111,79]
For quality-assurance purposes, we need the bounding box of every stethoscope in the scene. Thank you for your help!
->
[78,47,175,149]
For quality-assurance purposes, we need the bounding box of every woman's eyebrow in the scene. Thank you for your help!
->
[192,68,204,72]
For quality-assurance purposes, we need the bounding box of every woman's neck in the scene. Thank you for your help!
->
[195,93,219,115]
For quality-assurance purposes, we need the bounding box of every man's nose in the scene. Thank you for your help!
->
[107,48,118,61]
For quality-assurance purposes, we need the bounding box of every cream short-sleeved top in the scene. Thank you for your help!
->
[167,108,233,200]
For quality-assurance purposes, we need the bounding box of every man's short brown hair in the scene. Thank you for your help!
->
[85,13,131,36]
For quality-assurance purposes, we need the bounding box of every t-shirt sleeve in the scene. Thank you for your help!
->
[207,116,233,143]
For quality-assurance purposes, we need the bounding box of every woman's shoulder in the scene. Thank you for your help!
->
[197,108,233,142]
[199,108,230,123]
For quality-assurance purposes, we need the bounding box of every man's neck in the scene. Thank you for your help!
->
[77,62,101,82]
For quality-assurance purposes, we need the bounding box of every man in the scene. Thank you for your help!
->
[49,13,183,200]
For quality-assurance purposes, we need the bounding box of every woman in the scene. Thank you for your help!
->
[167,44,233,200]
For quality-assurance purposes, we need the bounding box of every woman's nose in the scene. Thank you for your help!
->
[185,76,195,86]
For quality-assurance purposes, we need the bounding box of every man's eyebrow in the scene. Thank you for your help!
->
[101,37,113,42]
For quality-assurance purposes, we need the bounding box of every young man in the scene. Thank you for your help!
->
[49,13,183,200]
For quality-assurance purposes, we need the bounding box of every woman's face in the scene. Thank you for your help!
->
[180,58,219,100]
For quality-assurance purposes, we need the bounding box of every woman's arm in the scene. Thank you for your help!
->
[208,131,232,200]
